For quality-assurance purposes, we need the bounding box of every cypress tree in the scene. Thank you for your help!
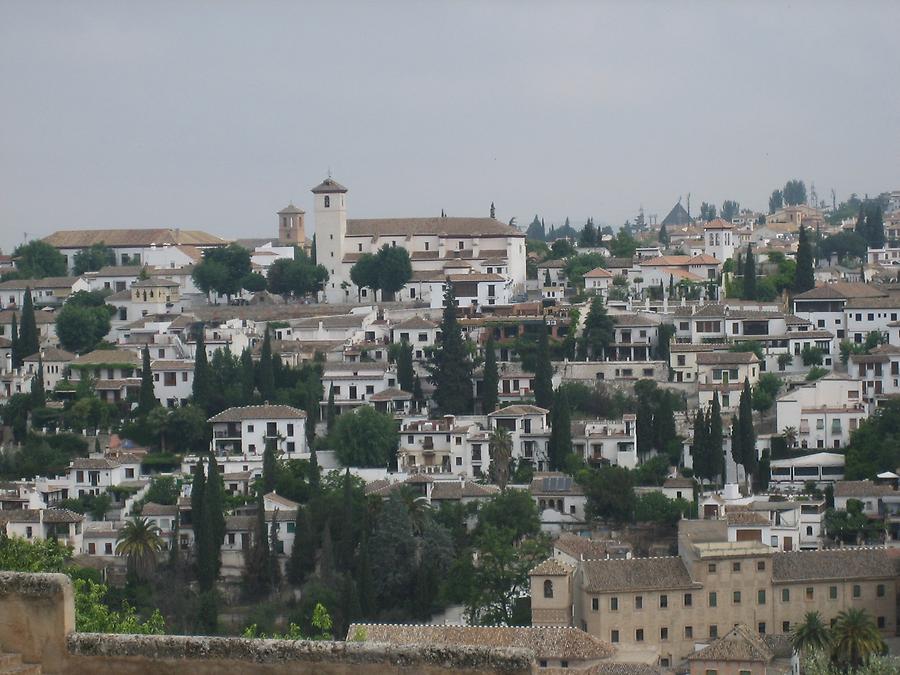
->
[548,387,572,471]
[138,346,156,413]
[397,341,414,392]
[412,378,425,412]
[742,246,757,300]
[691,409,708,482]
[738,378,757,490]
[794,225,815,293]
[204,454,226,580]
[192,327,212,411]
[482,333,499,414]
[191,459,208,586]
[709,392,724,484]
[31,358,46,408]
[357,510,375,617]
[262,436,277,494]
[653,392,678,463]
[239,348,255,403]
[18,289,38,359]
[287,506,315,585]
[9,313,19,369]
[244,492,272,597]
[258,326,275,401]
[269,510,282,588]
[428,283,473,414]
[533,323,554,410]
[309,445,320,494]
[318,520,336,583]
[326,385,336,432]
[338,468,355,573]
[867,203,885,249]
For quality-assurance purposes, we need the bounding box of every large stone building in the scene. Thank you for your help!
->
[530,521,897,669]
[310,177,527,304]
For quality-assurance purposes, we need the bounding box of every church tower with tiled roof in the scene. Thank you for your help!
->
[312,177,349,303]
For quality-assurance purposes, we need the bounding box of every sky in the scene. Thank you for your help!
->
[1,1,898,253]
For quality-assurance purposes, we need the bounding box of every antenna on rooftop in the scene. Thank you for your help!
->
[327,167,332,179]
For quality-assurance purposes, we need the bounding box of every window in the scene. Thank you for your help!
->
[591,598,599,611]
[610,597,619,611]
[877,584,885,597]
[227,533,235,545]
[560,661,568,669]
[324,196,330,207]
[610,630,619,643]
[706,670,718,675]
[783,621,791,632]
[708,592,717,607]
[104,543,112,554]
[758,590,766,605]
[758,623,766,635]
[708,563,716,573]
[684,626,693,639]
[782,588,790,602]
[287,424,294,436]
[853,585,861,598]
[635,629,644,642]
[709,625,718,639]
[757,560,765,571]
[683,593,692,607]
[543,580,553,598]
[829,586,837,600]
[878,616,885,629]
[733,591,741,604]
[732,562,741,572]
[806,587,814,600]
[659,594,668,608]
[539,660,547,668]
[635,595,643,609]
[660,627,668,641]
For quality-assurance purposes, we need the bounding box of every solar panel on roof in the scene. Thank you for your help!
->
[543,476,572,491]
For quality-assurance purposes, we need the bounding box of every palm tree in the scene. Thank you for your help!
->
[790,611,830,655]
[396,485,430,536]
[488,426,513,490]
[116,517,164,580]
[830,608,886,669]
[782,426,798,448]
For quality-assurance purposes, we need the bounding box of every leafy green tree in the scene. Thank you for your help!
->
[719,200,740,221]
[192,243,252,301]
[476,489,541,541]
[376,245,413,300]
[844,398,900,479]
[699,202,716,221]
[783,179,807,206]
[396,340,414,393]
[549,239,576,259]
[856,202,885,249]
[241,272,268,293]
[658,223,669,247]
[830,608,886,670]
[578,296,615,360]
[266,256,328,298]
[525,215,545,241]
[18,289,39,358]
[428,283,473,414]
[165,405,209,454]
[74,578,166,634]
[634,491,689,526]
[239,348,256,402]
[819,231,867,263]
[332,406,398,467]
[533,323,554,409]
[769,189,783,214]
[579,465,635,524]
[55,292,114,354]
[73,243,116,275]
[465,526,549,626]
[349,253,380,301]
[578,218,597,248]
[12,240,67,279]
[115,517,163,580]
[413,517,455,619]
[482,333,499,414]
[143,476,179,505]
[138,346,156,414]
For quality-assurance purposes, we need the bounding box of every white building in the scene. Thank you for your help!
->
[696,351,760,411]
[0,508,84,550]
[311,177,526,304]
[571,416,638,469]
[67,455,142,498]
[320,362,397,417]
[703,219,736,263]
[769,452,846,487]
[151,359,194,408]
[208,404,308,458]
[583,267,613,298]
[0,277,90,309]
[775,375,867,450]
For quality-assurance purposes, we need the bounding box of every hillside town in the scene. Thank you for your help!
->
[1,177,899,673]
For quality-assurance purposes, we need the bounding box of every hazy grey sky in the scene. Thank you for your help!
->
[1,1,898,252]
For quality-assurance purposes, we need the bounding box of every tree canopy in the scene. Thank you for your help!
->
[332,406,398,468]
[267,255,329,298]
[11,240,67,279]
[192,244,252,299]
[73,243,116,275]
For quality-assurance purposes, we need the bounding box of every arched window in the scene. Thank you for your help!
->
[544,580,554,598]
[324,196,330,208]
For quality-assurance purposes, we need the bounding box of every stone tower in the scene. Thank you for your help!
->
[277,203,306,246]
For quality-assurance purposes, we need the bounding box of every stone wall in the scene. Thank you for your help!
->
[0,572,533,675]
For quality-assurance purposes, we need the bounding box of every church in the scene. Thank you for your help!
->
[308,177,527,305]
